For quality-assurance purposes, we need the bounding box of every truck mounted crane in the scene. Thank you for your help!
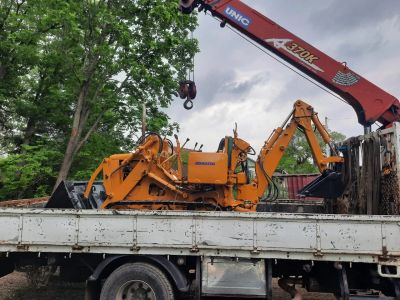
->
[179,0,400,130]
[49,0,400,211]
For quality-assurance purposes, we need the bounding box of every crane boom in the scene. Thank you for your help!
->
[180,0,400,127]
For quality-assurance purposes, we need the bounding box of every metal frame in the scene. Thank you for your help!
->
[0,208,399,268]
[381,123,400,183]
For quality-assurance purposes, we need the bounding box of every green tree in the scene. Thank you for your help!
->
[0,0,198,199]
[0,144,62,200]
[278,129,346,174]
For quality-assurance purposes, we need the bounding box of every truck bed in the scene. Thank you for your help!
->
[1,208,399,267]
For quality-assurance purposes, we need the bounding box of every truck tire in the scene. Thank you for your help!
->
[99,262,174,300]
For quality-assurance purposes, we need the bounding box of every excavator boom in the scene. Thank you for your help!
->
[180,0,400,127]
[254,100,344,199]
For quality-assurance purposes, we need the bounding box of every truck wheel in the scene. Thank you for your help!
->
[100,262,174,300]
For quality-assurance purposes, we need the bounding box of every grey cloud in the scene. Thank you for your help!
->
[265,74,343,114]
[189,70,271,113]
[309,1,400,33]
[386,73,400,94]
[193,69,234,108]
[334,32,385,63]
[219,71,271,98]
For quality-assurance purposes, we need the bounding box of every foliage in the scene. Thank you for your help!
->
[0,0,198,199]
[0,144,63,200]
[278,129,346,174]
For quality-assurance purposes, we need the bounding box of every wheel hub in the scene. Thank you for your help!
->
[116,280,156,300]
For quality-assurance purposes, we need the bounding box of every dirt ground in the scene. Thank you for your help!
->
[0,272,335,300]
[0,272,85,300]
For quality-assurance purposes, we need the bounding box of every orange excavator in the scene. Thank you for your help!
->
[47,100,344,211]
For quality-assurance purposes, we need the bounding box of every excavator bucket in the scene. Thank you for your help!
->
[298,170,345,199]
[46,181,105,209]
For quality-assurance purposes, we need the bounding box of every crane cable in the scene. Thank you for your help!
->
[191,31,195,82]
[205,12,349,106]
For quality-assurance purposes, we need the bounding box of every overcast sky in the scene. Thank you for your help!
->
[165,0,400,153]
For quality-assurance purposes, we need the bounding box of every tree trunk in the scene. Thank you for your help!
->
[142,102,146,138]
[22,118,36,146]
[0,64,6,80]
[53,80,91,191]
[54,134,78,190]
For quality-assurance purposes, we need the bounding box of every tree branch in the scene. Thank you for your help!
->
[0,1,14,32]
[73,111,106,156]
[117,74,131,93]
[0,64,6,80]
[15,0,26,15]
[73,81,106,155]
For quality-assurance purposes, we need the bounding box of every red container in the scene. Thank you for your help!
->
[276,174,322,200]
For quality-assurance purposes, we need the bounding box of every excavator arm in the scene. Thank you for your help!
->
[254,100,344,199]
[180,0,400,127]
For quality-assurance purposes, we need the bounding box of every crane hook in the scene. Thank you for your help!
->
[184,98,194,110]
[179,80,197,110]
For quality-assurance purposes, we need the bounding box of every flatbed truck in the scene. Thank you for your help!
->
[1,125,400,300]
[1,117,400,300]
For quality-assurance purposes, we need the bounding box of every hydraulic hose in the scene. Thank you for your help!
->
[136,132,164,154]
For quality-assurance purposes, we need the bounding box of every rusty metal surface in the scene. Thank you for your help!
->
[286,175,321,200]
[0,198,49,208]
[339,123,400,215]
[0,208,399,267]
[380,123,400,215]
[276,174,322,200]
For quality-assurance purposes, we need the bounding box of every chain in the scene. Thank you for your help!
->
[380,171,400,215]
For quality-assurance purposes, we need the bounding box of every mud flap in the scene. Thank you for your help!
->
[298,170,345,199]
[46,181,105,209]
